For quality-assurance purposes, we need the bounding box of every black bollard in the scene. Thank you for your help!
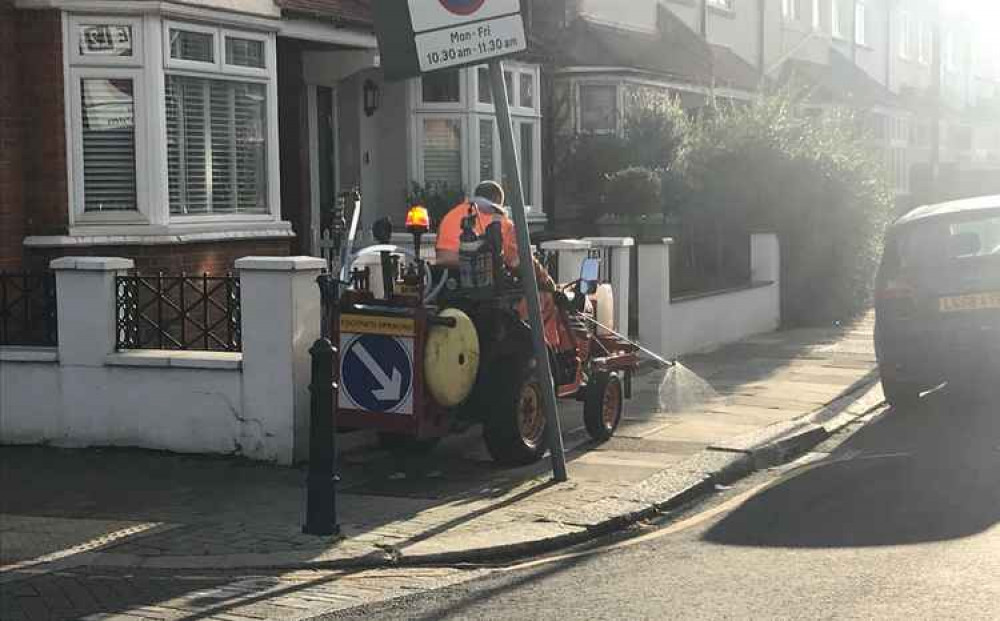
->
[303,274,341,536]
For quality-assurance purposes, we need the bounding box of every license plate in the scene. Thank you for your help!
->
[939,292,1000,313]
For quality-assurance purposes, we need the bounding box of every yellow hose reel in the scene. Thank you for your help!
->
[424,308,480,407]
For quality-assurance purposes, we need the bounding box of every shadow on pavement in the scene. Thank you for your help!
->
[703,386,1000,548]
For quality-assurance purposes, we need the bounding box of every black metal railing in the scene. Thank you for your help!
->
[116,273,242,352]
[0,272,58,346]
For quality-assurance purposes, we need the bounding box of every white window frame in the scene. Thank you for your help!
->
[854,1,866,46]
[163,20,220,73]
[69,66,151,225]
[221,28,270,79]
[163,22,279,224]
[64,12,281,232]
[470,64,540,118]
[899,11,912,59]
[514,118,541,211]
[417,69,466,111]
[831,0,844,39]
[413,112,467,194]
[782,0,801,23]
[474,115,501,184]
[812,0,822,32]
[918,21,931,65]
[944,30,958,73]
[69,15,144,67]
[410,64,542,211]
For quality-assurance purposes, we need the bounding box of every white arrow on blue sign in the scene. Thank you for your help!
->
[341,334,415,415]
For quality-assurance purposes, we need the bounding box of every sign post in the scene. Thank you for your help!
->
[372,0,568,482]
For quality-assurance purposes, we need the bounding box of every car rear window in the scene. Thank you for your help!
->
[889,212,1000,272]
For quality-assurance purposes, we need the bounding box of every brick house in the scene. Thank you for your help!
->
[0,0,547,273]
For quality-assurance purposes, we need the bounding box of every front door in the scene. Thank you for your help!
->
[309,85,338,256]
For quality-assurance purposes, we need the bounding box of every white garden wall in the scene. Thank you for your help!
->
[0,256,324,465]
[638,233,781,358]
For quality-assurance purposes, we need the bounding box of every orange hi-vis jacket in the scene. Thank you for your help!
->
[435,198,520,269]
[434,198,573,353]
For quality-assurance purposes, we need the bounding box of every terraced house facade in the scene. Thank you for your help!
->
[2,0,998,272]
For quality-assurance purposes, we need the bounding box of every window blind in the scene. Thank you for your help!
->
[166,75,267,215]
[80,78,137,212]
[422,119,462,190]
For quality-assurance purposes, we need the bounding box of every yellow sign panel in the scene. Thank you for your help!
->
[939,292,1000,313]
[340,314,416,336]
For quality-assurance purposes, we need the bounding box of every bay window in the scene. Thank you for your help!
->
[413,64,542,212]
[66,13,278,231]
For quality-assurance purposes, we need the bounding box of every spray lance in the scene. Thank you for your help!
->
[575,314,676,369]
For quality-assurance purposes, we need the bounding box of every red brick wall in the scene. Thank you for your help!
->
[0,0,25,269]
[19,9,69,238]
[24,239,292,275]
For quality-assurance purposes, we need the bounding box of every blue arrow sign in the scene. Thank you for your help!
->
[341,334,414,414]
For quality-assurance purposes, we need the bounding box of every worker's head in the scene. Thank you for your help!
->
[473,181,505,207]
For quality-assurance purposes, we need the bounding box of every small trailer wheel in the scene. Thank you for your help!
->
[584,372,623,443]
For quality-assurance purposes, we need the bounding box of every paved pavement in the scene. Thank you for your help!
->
[1,315,880,620]
[328,385,1000,621]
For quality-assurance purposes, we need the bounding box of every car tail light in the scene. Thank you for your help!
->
[877,278,917,319]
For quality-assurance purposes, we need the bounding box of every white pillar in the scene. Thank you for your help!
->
[237,256,325,465]
[637,239,673,358]
[51,257,135,366]
[751,233,781,328]
[539,239,591,283]
[584,237,635,337]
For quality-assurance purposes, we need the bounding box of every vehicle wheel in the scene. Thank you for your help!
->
[483,363,549,467]
[881,375,921,408]
[584,372,624,442]
[376,432,440,455]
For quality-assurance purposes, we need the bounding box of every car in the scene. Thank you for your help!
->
[875,195,1000,406]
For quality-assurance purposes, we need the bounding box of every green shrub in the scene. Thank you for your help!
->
[672,93,893,325]
[604,167,663,218]
[555,91,689,220]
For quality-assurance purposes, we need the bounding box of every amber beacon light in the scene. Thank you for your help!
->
[406,206,431,234]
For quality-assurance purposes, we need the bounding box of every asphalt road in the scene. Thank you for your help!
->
[325,386,1000,620]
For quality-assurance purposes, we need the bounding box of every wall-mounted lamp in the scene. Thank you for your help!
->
[363,79,381,117]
